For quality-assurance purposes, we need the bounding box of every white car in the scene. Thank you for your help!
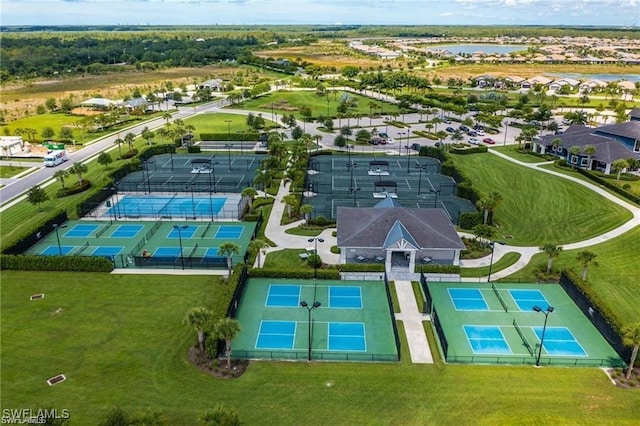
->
[468,137,479,145]
[385,138,395,144]
[475,130,485,136]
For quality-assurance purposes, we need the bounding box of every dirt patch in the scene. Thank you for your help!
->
[605,367,640,389]
[70,107,104,117]
[260,99,298,111]
[187,346,249,379]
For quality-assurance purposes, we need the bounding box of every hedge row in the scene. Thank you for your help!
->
[459,211,483,229]
[199,133,260,142]
[562,268,624,335]
[413,131,438,140]
[248,268,341,279]
[576,168,640,205]
[120,149,138,160]
[449,145,488,155]
[336,263,385,272]
[0,255,114,272]
[416,264,461,274]
[56,179,91,198]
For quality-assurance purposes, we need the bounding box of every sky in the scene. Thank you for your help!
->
[2,0,640,27]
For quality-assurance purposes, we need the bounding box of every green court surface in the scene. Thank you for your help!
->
[425,282,624,367]
[232,278,399,362]
[25,220,256,269]
[305,154,475,222]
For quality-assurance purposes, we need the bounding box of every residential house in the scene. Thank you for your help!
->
[197,79,224,91]
[579,79,607,93]
[548,78,580,91]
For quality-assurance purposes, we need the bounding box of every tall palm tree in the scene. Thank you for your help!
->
[584,145,597,170]
[124,132,136,151]
[623,323,640,380]
[540,243,562,273]
[282,194,298,219]
[241,187,258,213]
[53,169,68,189]
[248,238,269,268]
[575,251,598,280]
[140,127,154,146]
[300,204,314,224]
[162,111,172,124]
[114,137,124,158]
[218,242,239,278]
[69,162,88,186]
[611,159,629,183]
[551,137,562,153]
[214,317,242,370]
[183,307,213,352]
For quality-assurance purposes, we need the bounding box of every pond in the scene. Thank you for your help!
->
[545,73,640,83]
[429,44,529,55]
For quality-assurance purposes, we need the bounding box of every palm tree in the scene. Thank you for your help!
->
[611,159,629,183]
[472,224,495,249]
[282,194,298,219]
[569,145,581,164]
[114,137,124,158]
[214,317,241,370]
[623,323,640,380]
[69,162,88,186]
[141,127,154,146]
[248,238,269,267]
[300,204,314,224]
[218,242,239,278]
[312,135,322,151]
[476,191,503,225]
[53,169,68,189]
[551,137,562,153]
[162,111,172,124]
[241,187,258,213]
[584,145,597,170]
[183,307,213,352]
[540,243,562,273]
[253,170,271,197]
[124,132,136,151]
[575,251,598,280]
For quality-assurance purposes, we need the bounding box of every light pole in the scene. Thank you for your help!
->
[186,184,196,220]
[143,160,154,194]
[207,187,215,221]
[487,241,505,282]
[347,161,357,191]
[533,305,555,367]
[300,300,321,361]
[398,132,405,156]
[224,144,232,171]
[416,162,427,195]
[429,188,441,207]
[52,223,67,256]
[349,186,361,207]
[346,144,354,165]
[173,225,188,270]
[308,237,324,300]
[405,145,411,173]
[503,120,508,146]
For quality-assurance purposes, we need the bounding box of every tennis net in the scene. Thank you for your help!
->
[95,225,110,238]
[201,221,213,239]
[513,318,534,356]
[188,243,199,257]
[492,283,508,312]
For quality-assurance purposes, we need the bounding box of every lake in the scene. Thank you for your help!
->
[429,44,528,55]
[545,73,640,83]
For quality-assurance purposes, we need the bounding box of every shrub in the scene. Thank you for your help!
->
[187,145,201,153]
[416,264,461,274]
[249,268,340,279]
[0,254,114,272]
[458,212,483,230]
[307,253,322,268]
[56,179,91,198]
[121,149,138,160]
[449,145,488,155]
[199,133,259,141]
[330,245,340,254]
[336,263,385,272]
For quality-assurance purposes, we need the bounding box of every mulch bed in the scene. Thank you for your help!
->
[187,346,249,379]
[606,367,640,389]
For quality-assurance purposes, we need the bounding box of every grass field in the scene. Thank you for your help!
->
[504,225,640,326]
[2,271,640,425]
[183,112,277,136]
[450,152,633,246]
[491,145,550,164]
[232,90,401,121]
[0,165,29,178]
[459,252,521,278]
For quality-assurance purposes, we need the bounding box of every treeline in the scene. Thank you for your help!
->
[0,35,261,81]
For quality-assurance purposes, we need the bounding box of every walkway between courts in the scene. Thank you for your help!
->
[393,280,433,364]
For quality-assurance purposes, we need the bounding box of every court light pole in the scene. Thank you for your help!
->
[398,132,405,156]
[347,161,357,190]
[487,241,505,282]
[349,186,361,207]
[533,305,555,367]
[224,144,232,171]
[308,237,324,301]
[416,162,427,195]
[143,160,153,194]
[186,184,196,220]
[173,225,188,270]
[405,145,411,173]
[52,223,67,256]
[429,188,441,208]
[207,187,215,221]
[300,300,321,361]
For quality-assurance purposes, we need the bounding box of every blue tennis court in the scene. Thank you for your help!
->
[328,322,366,351]
[448,288,489,311]
[533,327,587,356]
[266,285,301,307]
[464,325,512,355]
[255,321,296,349]
[214,225,244,239]
[90,246,124,258]
[329,286,363,309]
[110,224,144,238]
[167,225,198,239]
[509,289,550,311]
[203,247,220,258]
[40,245,75,256]
[153,247,182,258]
[64,224,98,238]
[108,196,227,217]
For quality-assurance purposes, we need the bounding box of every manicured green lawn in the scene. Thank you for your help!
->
[460,252,521,278]
[2,271,639,425]
[232,90,401,121]
[505,225,640,325]
[263,248,310,269]
[450,152,633,246]
[491,145,550,163]
[0,165,29,178]
[183,112,277,137]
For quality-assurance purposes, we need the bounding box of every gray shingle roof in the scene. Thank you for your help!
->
[383,220,419,249]
[337,207,464,250]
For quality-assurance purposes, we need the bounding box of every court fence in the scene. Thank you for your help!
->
[419,272,433,314]
[431,307,449,359]
[2,210,69,255]
[383,272,401,360]
[227,265,249,318]
[444,355,624,367]
[230,350,399,362]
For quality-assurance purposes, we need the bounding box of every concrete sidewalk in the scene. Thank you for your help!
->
[394,280,433,363]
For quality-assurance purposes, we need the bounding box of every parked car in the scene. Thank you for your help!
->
[473,124,484,131]
[468,137,479,145]
[369,138,380,145]
[445,126,455,133]
[475,129,485,136]
[410,143,421,151]
[467,130,477,137]
[439,115,451,124]
[378,132,389,138]
[459,125,470,132]
[434,142,443,148]
[482,137,496,145]
[385,138,395,144]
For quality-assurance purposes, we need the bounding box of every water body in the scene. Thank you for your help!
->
[429,44,528,55]
[545,73,640,83]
